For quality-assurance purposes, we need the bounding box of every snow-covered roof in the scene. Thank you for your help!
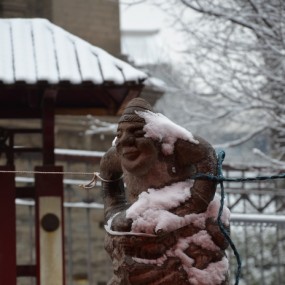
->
[0,18,147,85]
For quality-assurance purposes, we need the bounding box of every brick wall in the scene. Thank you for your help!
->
[51,0,121,56]
[0,0,121,56]
[0,0,29,17]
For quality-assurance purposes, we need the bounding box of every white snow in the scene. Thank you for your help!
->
[54,148,104,158]
[0,21,14,83]
[119,179,230,283]
[32,19,59,83]
[125,181,231,235]
[186,231,220,252]
[12,20,37,83]
[206,197,231,226]
[53,25,81,83]
[93,47,125,84]
[75,40,103,84]
[188,257,229,285]
[125,181,230,235]
[130,208,207,234]
[126,230,228,284]
[112,137,118,147]
[132,255,168,267]
[127,181,193,217]
[105,212,156,237]
[0,18,147,84]
[171,238,195,268]
[136,110,199,155]
[144,76,168,91]
[124,182,218,234]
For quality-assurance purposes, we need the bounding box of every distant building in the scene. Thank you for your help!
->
[121,28,163,66]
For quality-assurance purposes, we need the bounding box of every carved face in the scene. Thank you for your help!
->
[115,121,158,176]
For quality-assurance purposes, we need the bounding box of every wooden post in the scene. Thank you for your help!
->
[36,88,64,285]
[35,166,65,285]
[0,166,16,285]
[42,89,57,165]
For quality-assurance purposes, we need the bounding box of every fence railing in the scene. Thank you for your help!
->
[15,199,285,285]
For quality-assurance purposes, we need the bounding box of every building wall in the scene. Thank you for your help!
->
[52,0,121,55]
[0,0,51,18]
[0,0,121,56]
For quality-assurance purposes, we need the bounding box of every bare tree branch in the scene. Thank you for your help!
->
[214,125,268,148]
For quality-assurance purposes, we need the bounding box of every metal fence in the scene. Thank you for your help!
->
[15,200,285,285]
[16,204,285,285]
[220,164,285,285]
[229,217,285,285]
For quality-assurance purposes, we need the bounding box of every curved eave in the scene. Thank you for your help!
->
[0,82,145,118]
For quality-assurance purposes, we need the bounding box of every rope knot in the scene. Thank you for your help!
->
[79,172,124,189]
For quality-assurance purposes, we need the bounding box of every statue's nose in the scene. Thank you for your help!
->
[119,133,136,147]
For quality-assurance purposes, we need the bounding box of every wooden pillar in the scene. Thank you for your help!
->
[35,166,65,285]
[36,88,65,285]
[0,166,16,285]
[42,89,57,165]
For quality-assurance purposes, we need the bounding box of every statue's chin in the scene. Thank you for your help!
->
[121,155,152,177]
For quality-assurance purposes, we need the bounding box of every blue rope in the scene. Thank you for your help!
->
[194,168,285,183]
[192,150,285,284]
[216,151,242,285]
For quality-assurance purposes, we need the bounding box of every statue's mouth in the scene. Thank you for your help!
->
[123,148,140,160]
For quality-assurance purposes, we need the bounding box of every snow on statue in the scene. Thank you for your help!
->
[100,98,230,285]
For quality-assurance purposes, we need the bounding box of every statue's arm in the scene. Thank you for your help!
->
[174,137,218,213]
[175,136,217,169]
[100,146,122,180]
[100,146,126,221]
[100,146,132,231]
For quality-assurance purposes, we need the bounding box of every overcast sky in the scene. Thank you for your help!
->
[119,2,185,65]
[120,2,165,31]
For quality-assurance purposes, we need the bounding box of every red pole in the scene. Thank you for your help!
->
[35,166,65,285]
[42,89,57,165]
[34,88,65,285]
[0,166,16,285]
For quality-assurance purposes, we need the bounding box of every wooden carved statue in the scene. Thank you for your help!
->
[99,98,230,285]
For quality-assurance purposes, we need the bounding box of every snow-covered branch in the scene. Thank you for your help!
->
[84,116,117,135]
[252,148,285,167]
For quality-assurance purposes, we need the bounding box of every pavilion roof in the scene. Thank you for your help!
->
[0,18,146,85]
[0,18,147,117]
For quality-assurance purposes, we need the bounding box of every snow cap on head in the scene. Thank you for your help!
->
[119,97,153,123]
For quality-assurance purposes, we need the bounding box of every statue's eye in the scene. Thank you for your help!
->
[134,130,145,137]
[116,131,122,138]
